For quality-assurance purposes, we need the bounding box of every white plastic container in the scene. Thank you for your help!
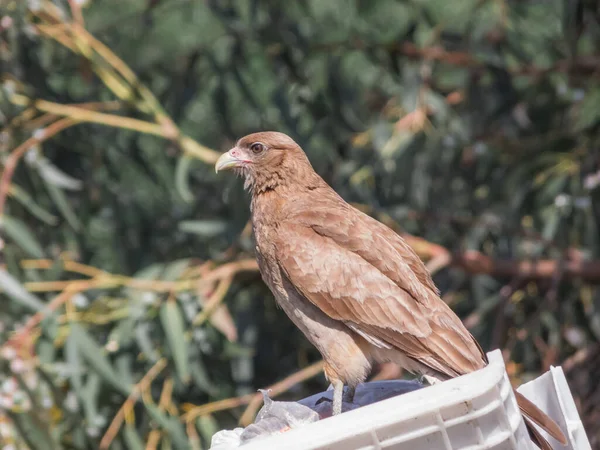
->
[238,349,589,450]
[517,364,591,450]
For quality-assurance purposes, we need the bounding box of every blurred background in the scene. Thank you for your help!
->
[1,0,600,448]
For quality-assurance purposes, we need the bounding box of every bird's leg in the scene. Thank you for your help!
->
[342,385,355,404]
[331,379,344,416]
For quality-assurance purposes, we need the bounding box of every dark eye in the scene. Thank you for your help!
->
[250,142,265,154]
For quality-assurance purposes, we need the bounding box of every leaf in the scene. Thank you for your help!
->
[563,0,584,57]
[538,174,568,203]
[542,207,561,241]
[9,411,57,450]
[133,262,167,280]
[127,263,165,317]
[575,84,600,131]
[37,338,56,364]
[160,300,190,384]
[144,403,190,449]
[65,332,83,394]
[222,341,254,358]
[80,372,101,427]
[70,324,132,395]
[2,215,45,257]
[37,157,83,190]
[123,424,145,450]
[178,220,228,238]
[162,258,192,281]
[115,353,135,388]
[190,359,218,396]
[9,183,59,225]
[175,155,195,203]
[207,304,238,342]
[110,316,136,347]
[0,268,46,311]
[44,181,82,231]
[197,415,219,445]
[135,322,160,362]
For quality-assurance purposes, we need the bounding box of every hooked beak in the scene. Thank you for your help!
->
[215,149,245,173]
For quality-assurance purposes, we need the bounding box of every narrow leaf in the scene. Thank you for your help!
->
[135,322,160,362]
[2,215,45,257]
[575,85,600,131]
[0,268,46,311]
[208,304,238,342]
[189,351,218,396]
[162,259,192,281]
[123,424,145,450]
[133,263,166,280]
[144,403,190,449]
[9,183,58,225]
[9,411,56,450]
[45,181,82,231]
[175,155,195,203]
[37,157,83,190]
[178,220,228,237]
[197,415,219,445]
[70,324,131,395]
[80,372,101,426]
[65,332,83,393]
[542,207,561,241]
[160,301,190,384]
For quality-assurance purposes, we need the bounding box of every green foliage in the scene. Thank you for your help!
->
[1,0,600,448]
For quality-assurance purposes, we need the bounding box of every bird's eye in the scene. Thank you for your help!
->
[250,142,265,154]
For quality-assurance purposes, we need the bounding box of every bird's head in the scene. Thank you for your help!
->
[215,131,319,194]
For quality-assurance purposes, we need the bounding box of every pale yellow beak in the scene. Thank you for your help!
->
[215,150,242,173]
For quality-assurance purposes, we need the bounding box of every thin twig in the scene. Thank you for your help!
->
[21,258,113,276]
[196,260,259,286]
[20,259,258,293]
[99,358,168,449]
[4,280,88,352]
[145,430,162,450]
[27,6,221,163]
[0,117,80,220]
[10,95,167,136]
[183,360,324,423]
[67,0,85,27]
[187,419,202,450]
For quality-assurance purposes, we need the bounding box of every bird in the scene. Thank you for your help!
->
[215,131,567,449]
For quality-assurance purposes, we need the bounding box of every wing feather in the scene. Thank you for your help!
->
[276,205,485,378]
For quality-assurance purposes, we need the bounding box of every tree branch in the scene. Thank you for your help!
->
[451,250,600,283]
[309,39,600,78]
[402,234,600,283]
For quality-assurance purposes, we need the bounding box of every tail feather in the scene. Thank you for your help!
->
[524,416,553,450]
[515,389,567,447]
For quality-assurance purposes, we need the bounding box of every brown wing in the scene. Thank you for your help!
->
[275,204,485,378]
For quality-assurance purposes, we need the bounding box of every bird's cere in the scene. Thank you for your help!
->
[215,149,246,173]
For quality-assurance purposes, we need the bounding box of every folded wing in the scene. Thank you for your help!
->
[275,204,485,378]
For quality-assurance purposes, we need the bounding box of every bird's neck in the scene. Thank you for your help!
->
[248,156,322,197]
[250,183,299,222]
[250,174,324,225]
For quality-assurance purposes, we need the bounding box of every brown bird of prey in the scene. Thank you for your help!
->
[215,132,567,449]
